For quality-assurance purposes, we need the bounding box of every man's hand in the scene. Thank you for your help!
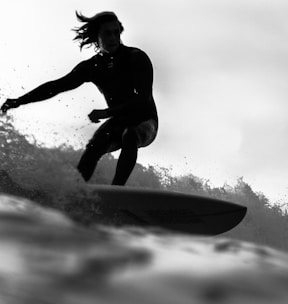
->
[1,98,21,114]
[88,109,110,123]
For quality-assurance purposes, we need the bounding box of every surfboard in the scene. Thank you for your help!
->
[87,185,247,235]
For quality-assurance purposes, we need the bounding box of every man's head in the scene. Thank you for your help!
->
[73,11,124,53]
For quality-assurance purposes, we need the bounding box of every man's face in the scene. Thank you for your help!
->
[97,21,121,54]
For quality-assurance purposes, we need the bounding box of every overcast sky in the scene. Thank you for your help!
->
[1,0,288,203]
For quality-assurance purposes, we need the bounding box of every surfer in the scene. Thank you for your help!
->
[1,11,158,185]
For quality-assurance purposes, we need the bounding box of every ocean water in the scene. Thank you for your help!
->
[0,194,288,304]
[1,115,288,303]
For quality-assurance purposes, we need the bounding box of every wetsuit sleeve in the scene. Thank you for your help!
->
[108,50,154,118]
[18,60,91,105]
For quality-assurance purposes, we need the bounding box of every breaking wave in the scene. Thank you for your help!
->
[1,115,288,251]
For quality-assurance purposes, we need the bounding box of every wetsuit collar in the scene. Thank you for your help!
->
[99,44,124,58]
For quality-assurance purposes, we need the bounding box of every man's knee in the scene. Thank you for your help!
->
[89,130,110,147]
[122,127,139,144]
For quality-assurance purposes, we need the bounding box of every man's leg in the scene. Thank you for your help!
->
[77,121,114,182]
[77,141,107,182]
[112,127,138,186]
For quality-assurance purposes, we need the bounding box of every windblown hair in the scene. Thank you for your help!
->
[73,11,124,50]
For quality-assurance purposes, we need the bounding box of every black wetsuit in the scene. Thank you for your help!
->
[74,45,158,182]
[72,44,158,125]
[16,44,158,183]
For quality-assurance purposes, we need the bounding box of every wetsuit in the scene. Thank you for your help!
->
[11,44,158,183]
[74,44,158,181]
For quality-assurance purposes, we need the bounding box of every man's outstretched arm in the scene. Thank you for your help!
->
[1,61,89,113]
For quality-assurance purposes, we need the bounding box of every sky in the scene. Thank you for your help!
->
[1,0,288,204]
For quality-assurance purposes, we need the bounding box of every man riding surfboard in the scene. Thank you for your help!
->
[1,11,158,186]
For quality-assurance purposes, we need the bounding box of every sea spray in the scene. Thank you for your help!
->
[1,115,288,251]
